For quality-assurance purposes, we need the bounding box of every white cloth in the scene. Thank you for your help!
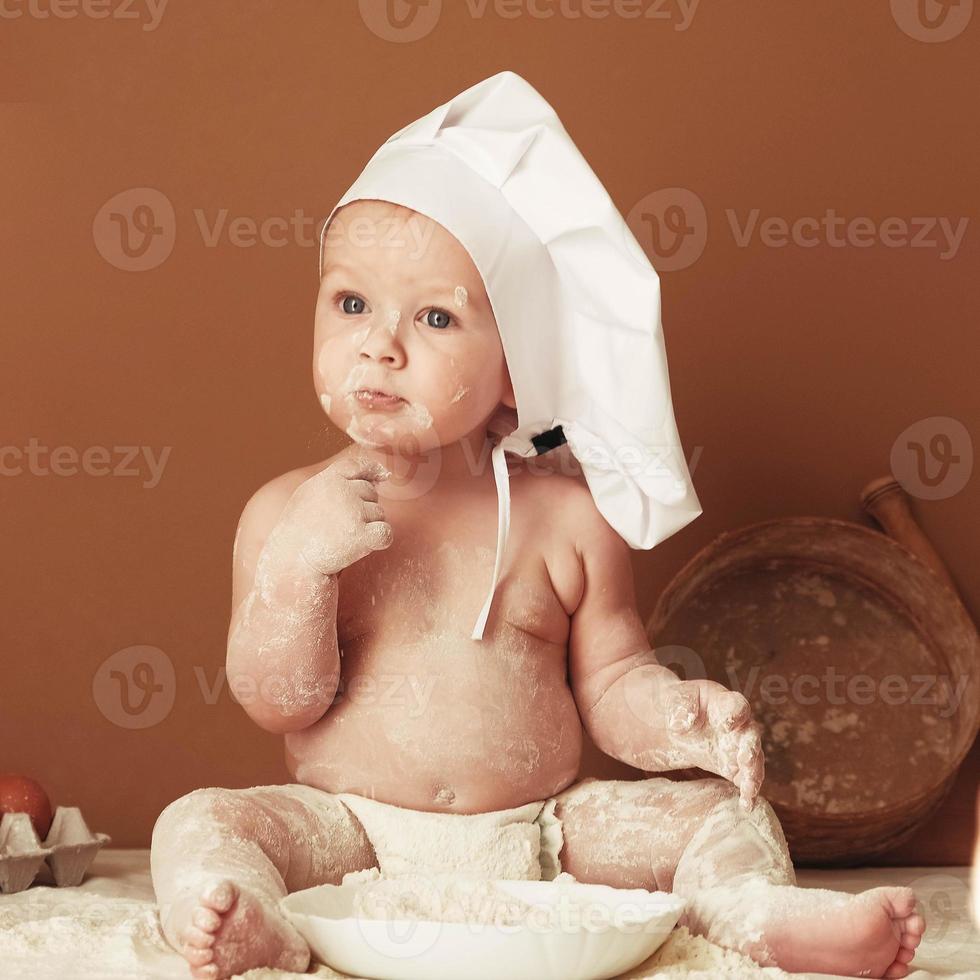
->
[318,70,702,640]
[335,793,564,882]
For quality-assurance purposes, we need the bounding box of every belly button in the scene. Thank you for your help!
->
[433,785,456,806]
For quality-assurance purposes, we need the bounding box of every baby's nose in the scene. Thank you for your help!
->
[358,309,406,363]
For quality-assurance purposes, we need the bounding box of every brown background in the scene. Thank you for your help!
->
[1,2,977,857]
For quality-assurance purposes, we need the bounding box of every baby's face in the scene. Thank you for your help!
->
[314,200,514,457]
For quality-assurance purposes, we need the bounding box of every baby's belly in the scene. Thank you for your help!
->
[283,637,583,812]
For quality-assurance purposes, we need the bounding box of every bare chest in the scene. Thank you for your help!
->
[335,487,575,649]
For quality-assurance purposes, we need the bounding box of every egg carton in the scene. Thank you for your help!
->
[0,806,111,894]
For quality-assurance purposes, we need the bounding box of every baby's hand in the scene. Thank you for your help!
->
[281,455,394,576]
[661,678,765,810]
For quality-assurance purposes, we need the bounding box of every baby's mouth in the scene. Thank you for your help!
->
[350,389,406,409]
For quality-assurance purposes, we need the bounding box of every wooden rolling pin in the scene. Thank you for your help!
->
[860,475,962,599]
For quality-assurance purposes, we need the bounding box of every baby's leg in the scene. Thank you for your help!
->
[151,783,377,979]
[670,782,925,977]
[555,777,925,978]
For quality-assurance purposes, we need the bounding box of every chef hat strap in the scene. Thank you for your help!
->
[470,427,567,642]
[470,438,514,641]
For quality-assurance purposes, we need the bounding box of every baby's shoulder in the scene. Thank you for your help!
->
[516,463,597,523]
[515,463,622,558]
[237,450,347,533]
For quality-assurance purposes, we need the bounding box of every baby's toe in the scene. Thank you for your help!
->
[190,964,219,980]
[883,964,910,979]
[184,925,216,948]
[708,691,751,733]
[894,946,916,964]
[201,880,237,914]
[192,905,222,933]
[901,912,926,942]
[183,944,214,967]
[886,887,917,918]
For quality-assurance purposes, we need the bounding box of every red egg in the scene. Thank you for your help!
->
[0,773,54,839]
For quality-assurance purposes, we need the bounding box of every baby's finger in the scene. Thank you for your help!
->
[737,727,765,808]
[718,728,741,780]
[337,455,392,485]
[707,690,752,734]
[738,725,763,773]
[363,520,394,552]
[362,500,386,522]
[353,481,381,503]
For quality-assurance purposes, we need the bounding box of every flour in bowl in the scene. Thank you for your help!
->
[347,870,541,927]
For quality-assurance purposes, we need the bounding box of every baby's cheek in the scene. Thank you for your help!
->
[314,339,350,393]
[441,355,474,407]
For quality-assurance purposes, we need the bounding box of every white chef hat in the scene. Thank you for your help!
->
[319,70,702,641]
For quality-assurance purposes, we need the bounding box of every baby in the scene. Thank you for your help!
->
[150,75,926,980]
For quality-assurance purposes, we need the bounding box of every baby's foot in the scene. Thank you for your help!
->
[715,883,926,977]
[163,879,310,979]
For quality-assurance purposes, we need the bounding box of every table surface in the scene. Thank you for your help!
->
[0,850,976,979]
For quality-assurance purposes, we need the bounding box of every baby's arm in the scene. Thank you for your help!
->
[566,487,764,808]
[226,456,392,734]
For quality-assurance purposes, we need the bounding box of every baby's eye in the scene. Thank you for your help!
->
[340,294,366,315]
[422,308,453,330]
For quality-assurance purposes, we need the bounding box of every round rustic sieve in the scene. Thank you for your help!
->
[645,478,979,866]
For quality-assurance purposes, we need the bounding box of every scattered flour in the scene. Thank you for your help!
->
[0,889,179,978]
[619,925,790,978]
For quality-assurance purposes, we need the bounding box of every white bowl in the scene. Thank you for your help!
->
[280,874,686,980]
